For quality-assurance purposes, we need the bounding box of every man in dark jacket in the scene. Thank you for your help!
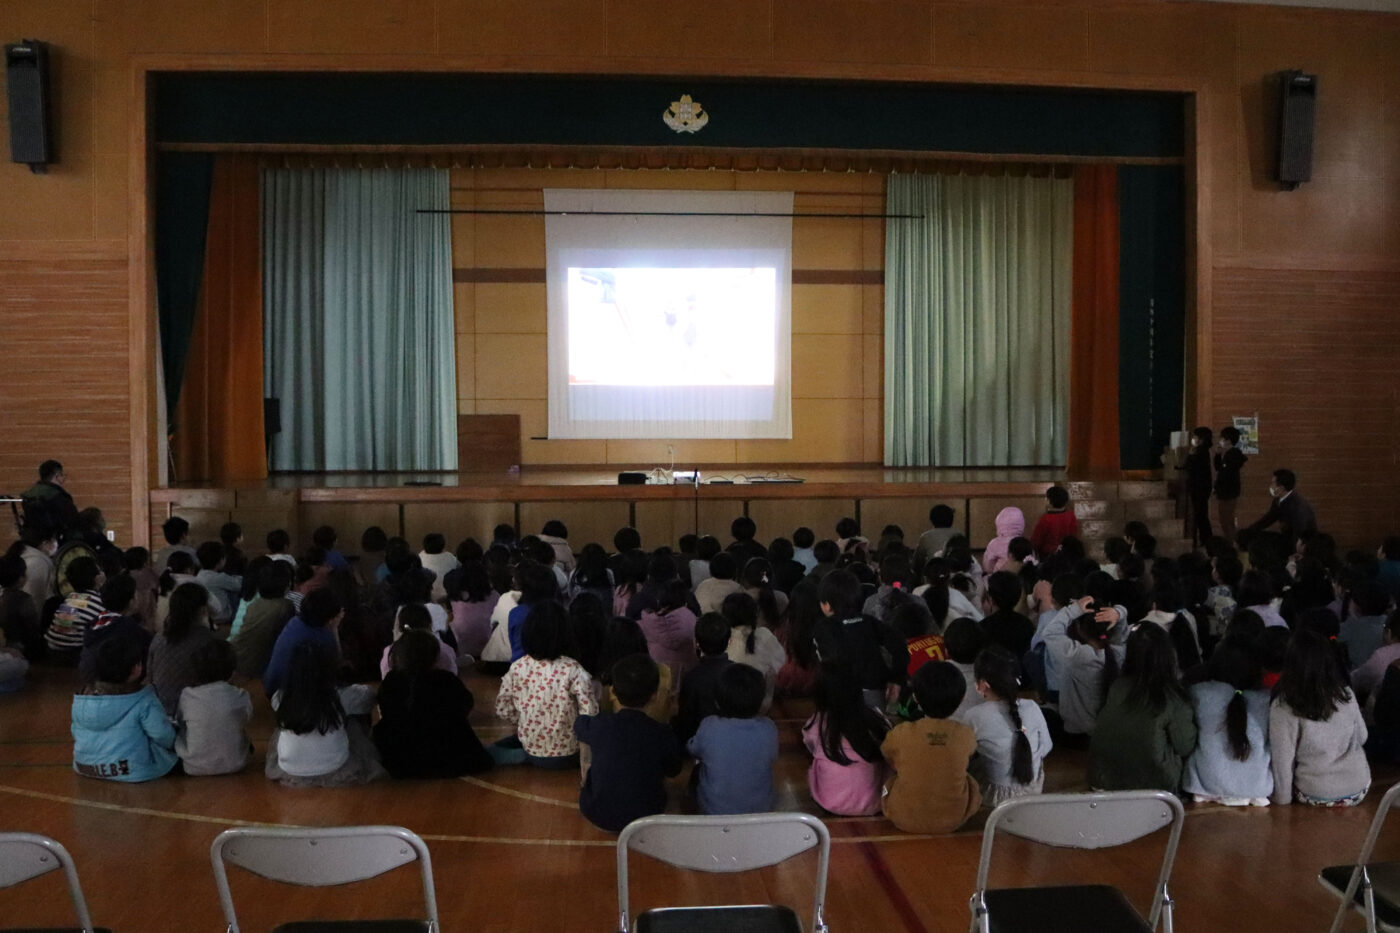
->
[22,460,79,540]
[1244,468,1318,548]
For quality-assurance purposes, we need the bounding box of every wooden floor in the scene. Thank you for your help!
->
[3,662,1397,932]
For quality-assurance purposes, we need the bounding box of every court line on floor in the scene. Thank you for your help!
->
[0,781,940,844]
[851,821,931,933]
[458,774,575,808]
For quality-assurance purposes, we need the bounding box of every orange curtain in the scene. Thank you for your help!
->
[1066,164,1121,474]
[173,155,267,482]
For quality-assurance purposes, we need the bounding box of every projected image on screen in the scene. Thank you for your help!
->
[545,188,793,439]
[567,267,776,388]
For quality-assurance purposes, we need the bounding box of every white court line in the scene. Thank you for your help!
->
[0,781,940,843]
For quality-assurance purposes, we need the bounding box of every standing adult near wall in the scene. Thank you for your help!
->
[21,460,79,541]
[1243,469,1317,549]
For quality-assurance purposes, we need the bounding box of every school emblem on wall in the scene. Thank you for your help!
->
[663,95,709,134]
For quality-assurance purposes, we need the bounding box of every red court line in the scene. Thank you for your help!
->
[850,820,932,933]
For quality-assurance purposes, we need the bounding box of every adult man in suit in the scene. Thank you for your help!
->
[1244,468,1318,548]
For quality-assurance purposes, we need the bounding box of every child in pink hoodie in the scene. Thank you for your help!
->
[982,507,1025,575]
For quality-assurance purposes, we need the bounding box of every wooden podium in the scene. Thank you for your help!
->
[457,414,521,472]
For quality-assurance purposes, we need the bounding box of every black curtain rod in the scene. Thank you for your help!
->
[415,209,922,219]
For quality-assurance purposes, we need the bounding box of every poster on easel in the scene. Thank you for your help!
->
[1231,415,1260,455]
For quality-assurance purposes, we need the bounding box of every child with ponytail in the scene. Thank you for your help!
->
[956,645,1052,805]
[1183,633,1272,805]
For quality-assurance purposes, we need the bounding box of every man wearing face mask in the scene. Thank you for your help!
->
[1243,468,1318,549]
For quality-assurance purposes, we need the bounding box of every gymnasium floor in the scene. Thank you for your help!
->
[2,662,1396,932]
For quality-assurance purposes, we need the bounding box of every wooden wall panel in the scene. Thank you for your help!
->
[859,498,964,548]
[439,0,608,58]
[774,0,932,66]
[403,501,516,552]
[747,498,854,547]
[933,4,1088,73]
[519,501,631,557]
[0,256,132,543]
[296,503,400,552]
[634,499,695,552]
[1211,267,1400,548]
[606,0,773,60]
[695,499,749,542]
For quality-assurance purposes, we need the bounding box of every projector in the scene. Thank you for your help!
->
[671,470,699,484]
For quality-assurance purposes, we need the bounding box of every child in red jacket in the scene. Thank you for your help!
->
[1030,485,1080,560]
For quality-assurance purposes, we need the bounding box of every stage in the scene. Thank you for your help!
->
[148,466,1184,560]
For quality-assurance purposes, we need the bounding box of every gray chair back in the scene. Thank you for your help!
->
[210,825,438,933]
[616,813,830,932]
[974,791,1185,930]
[0,832,99,931]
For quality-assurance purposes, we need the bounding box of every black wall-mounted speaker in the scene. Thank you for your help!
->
[5,39,53,172]
[1277,70,1317,190]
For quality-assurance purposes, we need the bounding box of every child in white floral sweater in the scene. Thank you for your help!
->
[495,602,598,769]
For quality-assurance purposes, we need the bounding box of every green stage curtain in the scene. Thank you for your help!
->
[884,172,1073,467]
[263,168,458,472]
[155,152,215,416]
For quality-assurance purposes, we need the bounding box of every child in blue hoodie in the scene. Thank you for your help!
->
[72,635,178,782]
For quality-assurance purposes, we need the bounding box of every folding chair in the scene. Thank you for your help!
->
[1319,780,1400,933]
[968,791,1185,933]
[210,826,438,933]
[0,832,110,933]
[616,813,830,933]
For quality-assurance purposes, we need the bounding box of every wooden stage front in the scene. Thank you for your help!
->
[149,466,1173,556]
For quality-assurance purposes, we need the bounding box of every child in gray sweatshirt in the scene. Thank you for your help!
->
[1268,630,1370,806]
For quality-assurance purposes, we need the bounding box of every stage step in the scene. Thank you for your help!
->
[1063,477,1193,560]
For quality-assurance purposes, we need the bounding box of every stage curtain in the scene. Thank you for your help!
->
[263,168,458,471]
[1066,164,1122,473]
[884,172,1073,467]
[173,155,267,482]
[154,152,215,416]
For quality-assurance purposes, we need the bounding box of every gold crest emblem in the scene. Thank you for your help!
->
[663,94,709,134]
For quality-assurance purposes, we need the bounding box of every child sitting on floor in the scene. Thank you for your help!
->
[957,645,1052,806]
[374,629,493,779]
[802,660,888,816]
[673,612,735,744]
[687,663,778,815]
[575,653,683,832]
[1088,624,1197,793]
[880,660,981,833]
[495,602,599,769]
[1183,634,1272,806]
[1269,629,1370,807]
[176,639,254,776]
[379,603,457,679]
[72,636,178,782]
[266,642,385,787]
